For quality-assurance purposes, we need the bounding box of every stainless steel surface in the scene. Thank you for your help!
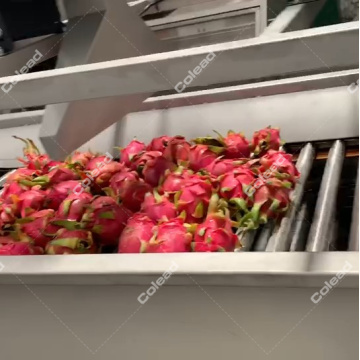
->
[0,252,358,286]
[289,203,310,252]
[262,0,326,35]
[306,141,346,252]
[39,0,167,159]
[269,143,315,252]
[0,110,43,130]
[0,169,15,187]
[238,230,257,251]
[0,22,357,112]
[140,70,359,111]
[253,221,275,251]
[349,171,359,251]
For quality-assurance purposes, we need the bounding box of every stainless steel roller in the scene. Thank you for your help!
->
[267,143,315,251]
[237,230,257,251]
[306,140,345,252]
[289,203,310,251]
[348,171,359,251]
[253,221,275,251]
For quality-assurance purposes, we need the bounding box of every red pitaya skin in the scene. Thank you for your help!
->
[15,209,58,248]
[1,182,29,199]
[163,136,191,164]
[175,174,212,223]
[251,127,281,156]
[67,151,94,167]
[222,131,250,158]
[147,219,192,253]
[120,139,146,166]
[239,178,291,229]
[259,150,299,184]
[109,171,151,212]
[57,193,93,221]
[14,137,51,171]
[0,241,44,255]
[146,136,172,153]
[45,229,96,254]
[29,165,79,186]
[81,196,132,247]
[17,189,46,217]
[45,180,87,209]
[141,191,177,222]
[219,167,255,210]
[118,214,155,253]
[192,212,238,252]
[6,168,40,182]
[205,158,247,177]
[188,145,218,172]
[42,160,63,174]
[161,168,193,195]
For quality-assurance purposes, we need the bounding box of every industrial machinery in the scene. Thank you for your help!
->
[0,1,358,359]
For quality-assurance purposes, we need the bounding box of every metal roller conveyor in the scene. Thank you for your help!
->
[253,221,275,251]
[306,141,345,252]
[348,171,359,251]
[237,230,257,252]
[289,203,310,251]
[267,143,315,251]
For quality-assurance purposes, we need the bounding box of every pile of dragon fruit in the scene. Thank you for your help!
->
[0,127,299,255]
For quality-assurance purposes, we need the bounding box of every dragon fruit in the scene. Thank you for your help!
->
[194,130,250,158]
[66,151,94,167]
[81,196,132,247]
[205,158,247,177]
[147,219,192,253]
[192,210,238,252]
[1,182,29,199]
[239,178,291,229]
[85,154,124,188]
[163,136,191,164]
[15,209,59,248]
[251,126,281,156]
[118,214,155,253]
[219,167,255,211]
[14,137,50,171]
[141,191,177,222]
[109,171,151,212]
[147,136,172,153]
[45,180,88,209]
[57,193,93,221]
[188,145,218,172]
[0,241,44,255]
[259,150,299,184]
[45,229,96,254]
[6,168,39,182]
[175,174,212,223]
[17,189,46,217]
[132,151,175,187]
[161,168,193,195]
[120,139,146,166]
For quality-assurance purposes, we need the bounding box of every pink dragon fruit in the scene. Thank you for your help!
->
[239,178,291,229]
[147,136,172,153]
[147,219,192,253]
[66,151,95,168]
[81,196,132,247]
[163,136,191,164]
[118,214,155,253]
[194,130,250,158]
[57,193,93,221]
[14,137,51,171]
[192,210,238,252]
[109,171,151,212]
[205,158,247,177]
[141,191,177,222]
[85,155,124,188]
[0,241,44,255]
[45,180,88,209]
[45,229,96,254]
[161,168,193,195]
[1,182,29,200]
[219,167,256,211]
[26,164,80,186]
[6,168,40,182]
[251,126,281,156]
[120,139,146,166]
[132,151,175,187]
[175,174,212,223]
[259,150,299,184]
[188,145,218,172]
[17,189,46,217]
[15,209,59,248]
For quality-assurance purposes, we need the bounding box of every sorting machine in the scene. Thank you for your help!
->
[0,1,358,359]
